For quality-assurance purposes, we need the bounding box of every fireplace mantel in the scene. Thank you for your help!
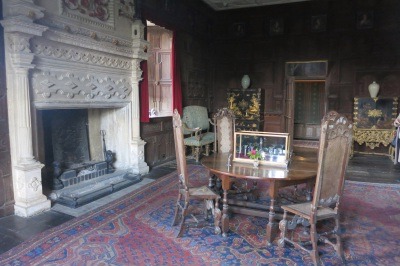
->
[1,0,149,217]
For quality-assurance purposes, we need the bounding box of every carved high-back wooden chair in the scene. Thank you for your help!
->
[211,108,257,198]
[278,111,353,266]
[213,108,236,154]
[171,109,221,237]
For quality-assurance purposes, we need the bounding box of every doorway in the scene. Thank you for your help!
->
[293,81,325,140]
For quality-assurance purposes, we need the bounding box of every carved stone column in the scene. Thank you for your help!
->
[1,2,51,216]
[129,20,149,175]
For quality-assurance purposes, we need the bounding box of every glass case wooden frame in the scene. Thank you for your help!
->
[233,131,291,168]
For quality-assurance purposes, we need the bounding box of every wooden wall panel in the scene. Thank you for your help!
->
[210,0,400,129]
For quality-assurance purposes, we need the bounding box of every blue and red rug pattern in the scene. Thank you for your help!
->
[0,165,399,265]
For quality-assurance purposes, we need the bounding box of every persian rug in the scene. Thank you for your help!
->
[1,165,399,265]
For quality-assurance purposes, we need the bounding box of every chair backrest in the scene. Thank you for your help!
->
[213,108,236,153]
[312,111,353,211]
[182,106,210,135]
[172,109,189,188]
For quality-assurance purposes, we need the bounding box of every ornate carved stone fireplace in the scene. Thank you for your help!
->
[1,0,149,216]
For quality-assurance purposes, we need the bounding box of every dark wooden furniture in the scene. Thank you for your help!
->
[227,88,264,131]
[201,152,317,244]
[141,117,175,168]
[352,97,398,156]
[172,109,221,237]
[278,111,353,266]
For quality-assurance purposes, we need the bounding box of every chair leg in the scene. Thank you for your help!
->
[172,193,182,226]
[176,200,189,238]
[310,223,321,266]
[278,210,288,247]
[194,147,201,162]
[204,199,210,221]
[214,198,222,235]
[208,174,216,188]
[335,215,345,263]
[205,144,210,156]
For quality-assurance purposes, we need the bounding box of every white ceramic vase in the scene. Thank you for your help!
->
[241,75,250,90]
[368,81,380,98]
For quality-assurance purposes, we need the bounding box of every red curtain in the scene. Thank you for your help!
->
[172,31,182,115]
[139,60,149,122]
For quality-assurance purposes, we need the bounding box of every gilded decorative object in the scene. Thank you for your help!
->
[353,97,397,129]
[227,88,264,131]
[353,126,394,149]
[367,109,382,118]
[352,97,398,156]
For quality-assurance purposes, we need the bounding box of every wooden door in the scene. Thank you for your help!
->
[284,77,295,152]
[147,26,173,117]
[293,81,325,140]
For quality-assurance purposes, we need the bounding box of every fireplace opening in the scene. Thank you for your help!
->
[39,109,142,208]
[43,109,90,172]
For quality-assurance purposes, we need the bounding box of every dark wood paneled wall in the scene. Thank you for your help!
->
[141,0,215,167]
[0,2,15,217]
[140,0,400,165]
[211,0,400,131]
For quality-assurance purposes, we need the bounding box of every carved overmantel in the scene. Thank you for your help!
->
[1,0,149,217]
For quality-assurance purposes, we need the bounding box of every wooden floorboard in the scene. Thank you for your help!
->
[294,146,400,184]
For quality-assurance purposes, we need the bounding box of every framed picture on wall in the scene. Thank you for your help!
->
[357,11,374,29]
[270,18,284,35]
[232,22,246,37]
[311,15,327,32]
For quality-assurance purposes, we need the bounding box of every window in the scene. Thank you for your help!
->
[147,22,173,117]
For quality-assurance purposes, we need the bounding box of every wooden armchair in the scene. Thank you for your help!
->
[172,109,221,237]
[182,106,215,162]
[278,111,353,266]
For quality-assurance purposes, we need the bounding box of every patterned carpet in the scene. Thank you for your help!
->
[1,165,399,265]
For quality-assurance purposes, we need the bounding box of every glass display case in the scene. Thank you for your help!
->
[233,131,291,168]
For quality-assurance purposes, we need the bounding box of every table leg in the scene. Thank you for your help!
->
[220,174,230,237]
[266,181,279,245]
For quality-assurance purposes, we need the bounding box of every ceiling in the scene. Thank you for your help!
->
[201,0,311,11]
